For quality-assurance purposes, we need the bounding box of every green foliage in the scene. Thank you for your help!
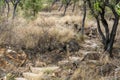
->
[93,1,102,12]
[22,0,43,17]
[115,2,120,16]
[6,73,15,80]
[109,0,116,6]
[0,0,4,18]
[46,0,53,3]
[0,0,4,7]
[42,0,53,11]
[62,0,67,4]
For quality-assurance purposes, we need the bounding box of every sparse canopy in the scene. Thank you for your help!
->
[21,0,43,17]
[86,0,120,57]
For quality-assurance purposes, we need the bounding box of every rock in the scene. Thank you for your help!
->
[30,66,59,74]
[35,61,46,67]
[58,57,81,69]
[58,60,69,66]
[0,48,27,70]
[84,40,98,49]
[0,57,17,71]
[23,72,43,80]
[67,39,80,52]
[15,77,27,80]
[69,56,81,62]
[5,49,27,66]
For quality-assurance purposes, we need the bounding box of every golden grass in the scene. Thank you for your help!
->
[70,63,101,80]
[0,13,96,50]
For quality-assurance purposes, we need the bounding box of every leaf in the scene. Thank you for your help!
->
[115,2,120,16]
[93,1,102,12]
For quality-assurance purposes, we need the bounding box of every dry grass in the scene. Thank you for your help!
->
[70,59,120,80]
[1,12,120,80]
[0,15,79,50]
[0,13,96,53]
[70,62,101,80]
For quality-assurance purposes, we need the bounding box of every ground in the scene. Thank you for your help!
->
[0,10,120,80]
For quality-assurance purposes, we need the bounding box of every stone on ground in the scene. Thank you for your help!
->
[23,72,43,80]
[30,66,59,74]
[15,77,27,80]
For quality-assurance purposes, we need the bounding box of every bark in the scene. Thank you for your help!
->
[51,0,58,7]
[51,0,59,12]
[99,6,109,50]
[87,0,106,43]
[13,0,21,19]
[107,17,119,57]
[81,0,86,36]
[4,0,10,17]
[87,0,120,57]
[72,1,76,12]
[106,5,119,57]
[58,4,63,11]
[63,0,71,16]
[95,16,106,45]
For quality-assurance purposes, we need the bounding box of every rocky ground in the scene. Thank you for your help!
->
[0,37,100,80]
[0,11,120,80]
[1,37,120,80]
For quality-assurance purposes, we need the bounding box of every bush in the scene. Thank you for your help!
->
[21,0,43,17]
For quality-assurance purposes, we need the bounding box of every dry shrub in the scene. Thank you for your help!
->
[0,18,14,46]
[58,15,82,26]
[0,14,88,55]
[49,26,75,42]
[12,26,42,49]
[0,16,77,52]
[70,61,117,80]
[85,20,96,28]
[70,62,101,80]
[0,18,40,49]
[33,16,56,27]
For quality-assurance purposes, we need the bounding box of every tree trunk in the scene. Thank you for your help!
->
[12,0,21,19]
[106,16,119,57]
[100,14,109,50]
[63,0,71,16]
[81,0,86,37]
[58,4,63,11]
[105,4,120,57]
[4,0,10,17]
[95,16,106,45]
[72,1,76,12]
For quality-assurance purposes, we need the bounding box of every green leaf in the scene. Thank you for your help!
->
[115,2,120,16]
[94,1,102,12]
